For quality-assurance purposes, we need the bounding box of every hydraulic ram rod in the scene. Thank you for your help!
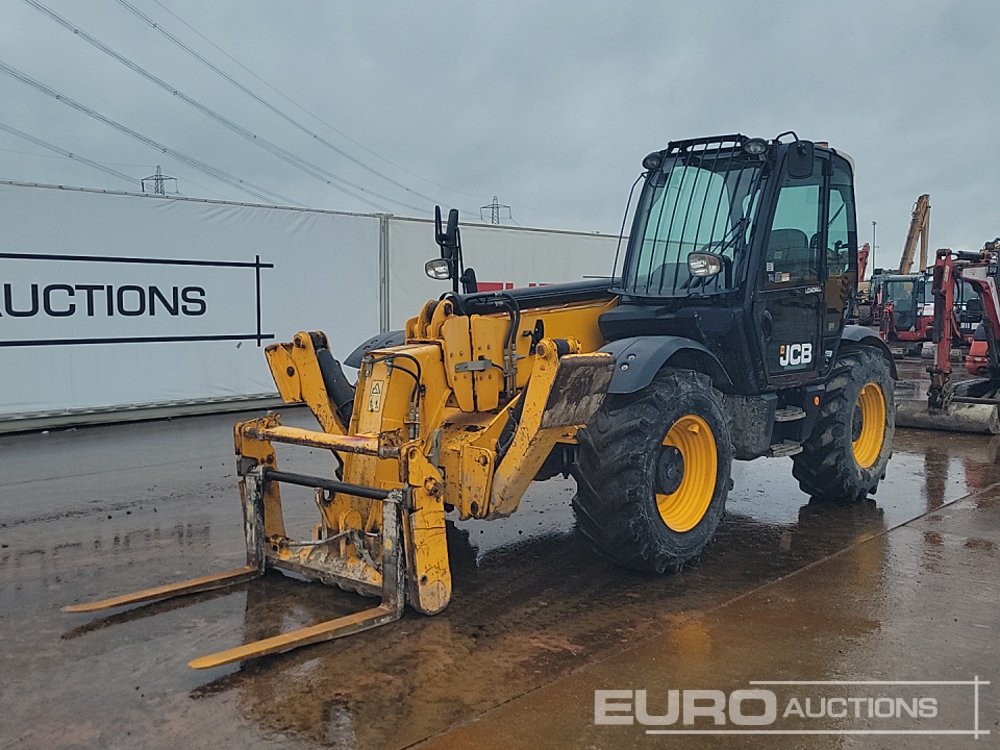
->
[240,422,400,458]
[261,468,395,501]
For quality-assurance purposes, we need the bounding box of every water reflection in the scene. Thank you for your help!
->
[895,431,1000,510]
[190,498,890,748]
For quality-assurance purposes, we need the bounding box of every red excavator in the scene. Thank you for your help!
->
[965,238,1000,377]
[877,273,930,354]
[896,245,1000,433]
[875,195,933,351]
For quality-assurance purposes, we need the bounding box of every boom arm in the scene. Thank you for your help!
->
[899,194,930,274]
[858,242,870,283]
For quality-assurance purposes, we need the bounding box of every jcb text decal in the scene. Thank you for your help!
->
[779,343,813,367]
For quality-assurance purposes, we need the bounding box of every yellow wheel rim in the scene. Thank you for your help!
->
[656,414,717,533]
[852,382,886,469]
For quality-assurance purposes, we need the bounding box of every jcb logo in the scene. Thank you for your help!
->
[779,342,812,367]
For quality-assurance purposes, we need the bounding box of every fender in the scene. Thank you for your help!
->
[840,324,898,379]
[599,336,733,394]
[344,330,406,368]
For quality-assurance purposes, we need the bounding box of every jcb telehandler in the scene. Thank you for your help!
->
[66,133,897,669]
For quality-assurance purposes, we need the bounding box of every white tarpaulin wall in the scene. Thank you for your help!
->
[0,182,622,428]
[0,182,380,423]
[386,217,621,329]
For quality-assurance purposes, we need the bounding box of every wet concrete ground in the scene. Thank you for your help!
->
[1,409,997,748]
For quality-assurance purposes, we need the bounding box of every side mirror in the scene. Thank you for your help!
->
[460,266,478,294]
[435,206,460,258]
[432,205,466,293]
[425,258,451,280]
[688,251,724,278]
[787,140,815,179]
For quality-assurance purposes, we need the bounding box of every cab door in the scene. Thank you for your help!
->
[821,157,858,358]
[754,153,827,384]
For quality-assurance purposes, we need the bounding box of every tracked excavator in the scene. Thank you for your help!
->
[65,133,897,669]
[897,244,1000,433]
[874,195,933,352]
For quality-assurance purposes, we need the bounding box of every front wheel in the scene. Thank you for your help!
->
[792,347,895,502]
[572,369,732,573]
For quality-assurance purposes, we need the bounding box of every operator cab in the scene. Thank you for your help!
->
[602,133,859,395]
[879,274,921,332]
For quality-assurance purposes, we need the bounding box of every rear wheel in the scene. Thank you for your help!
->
[572,369,732,573]
[792,347,895,502]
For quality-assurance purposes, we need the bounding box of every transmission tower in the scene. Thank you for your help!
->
[141,165,177,195]
[480,195,511,225]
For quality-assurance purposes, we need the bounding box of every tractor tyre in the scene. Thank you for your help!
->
[572,369,732,573]
[792,347,895,502]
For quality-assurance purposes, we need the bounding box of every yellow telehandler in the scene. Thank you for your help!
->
[65,133,897,669]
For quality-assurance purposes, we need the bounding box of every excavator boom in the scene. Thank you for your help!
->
[899,194,931,274]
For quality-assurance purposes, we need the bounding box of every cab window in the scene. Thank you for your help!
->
[765,167,821,287]
[824,159,857,332]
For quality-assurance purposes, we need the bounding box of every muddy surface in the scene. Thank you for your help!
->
[1,410,997,748]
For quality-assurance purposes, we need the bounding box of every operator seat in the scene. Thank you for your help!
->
[767,228,812,283]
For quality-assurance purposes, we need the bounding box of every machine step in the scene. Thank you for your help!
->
[773,407,806,422]
[767,440,803,457]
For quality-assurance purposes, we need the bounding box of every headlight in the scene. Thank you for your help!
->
[688,252,723,277]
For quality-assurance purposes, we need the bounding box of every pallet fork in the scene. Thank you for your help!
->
[65,428,408,669]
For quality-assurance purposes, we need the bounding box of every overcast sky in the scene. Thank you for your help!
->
[1,0,997,273]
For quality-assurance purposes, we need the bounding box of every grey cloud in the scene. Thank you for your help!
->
[0,0,998,260]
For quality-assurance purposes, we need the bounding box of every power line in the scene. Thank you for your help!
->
[22,0,419,214]
[0,144,79,160]
[113,0,448,209]
[0,143,131,165]
[0,58,295,205]
[0,120,137,186]
[165,173,227,199]
[0,128,239,199]
[0,144,183,172]
[146,0,481,202]
[0,125,253,200]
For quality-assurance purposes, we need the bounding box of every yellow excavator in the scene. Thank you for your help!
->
[65,133,897,669]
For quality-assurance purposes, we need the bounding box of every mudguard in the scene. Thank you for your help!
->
[599,336,732,394]
[345,330,406,368]
[841,324,898,379]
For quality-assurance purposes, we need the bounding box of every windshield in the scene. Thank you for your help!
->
[884,278,918,330]
[884,279,916,307]
[619,147,766,297]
